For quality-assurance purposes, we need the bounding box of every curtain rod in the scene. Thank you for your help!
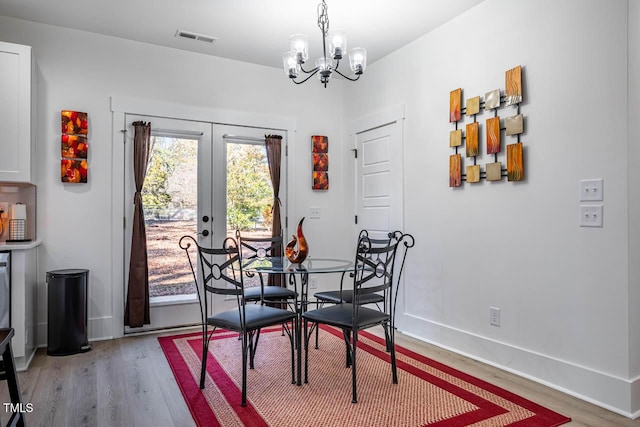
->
[151,128,204,137]
[222,134,266,142]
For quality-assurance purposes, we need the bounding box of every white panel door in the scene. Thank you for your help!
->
[355,119,407,328]
[356,121,403,240]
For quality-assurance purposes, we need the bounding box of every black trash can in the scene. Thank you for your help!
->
[47,269,91,356]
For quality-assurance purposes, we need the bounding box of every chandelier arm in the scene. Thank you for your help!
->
[300,64,319,74]
[291,69,321,84]
[333,68,362,82]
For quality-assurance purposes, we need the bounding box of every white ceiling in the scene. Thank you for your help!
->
[0,0,485,70]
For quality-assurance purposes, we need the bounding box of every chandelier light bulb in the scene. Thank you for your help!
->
[283,52,300,78]
[315,57,332,84]
[289,34,309,64]
[329,30,347,60]
[349,48,367,75]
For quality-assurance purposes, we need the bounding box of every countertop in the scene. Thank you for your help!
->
[0,240,42,250]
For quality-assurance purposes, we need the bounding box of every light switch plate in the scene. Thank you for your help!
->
[579,204,603,227]
[309,206,321,219]
[580,179,603,201]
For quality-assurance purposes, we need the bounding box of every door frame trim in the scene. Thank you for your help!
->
[349,104,405,135]
[110,96,297,339]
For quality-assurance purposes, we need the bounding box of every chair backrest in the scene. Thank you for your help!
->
[352,230,415,322]
[179,235,246,324]
[237,231,284,287]
[237,231,284,259]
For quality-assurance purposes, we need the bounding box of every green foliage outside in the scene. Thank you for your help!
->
[226,144,273,231]
[141,137,273,230]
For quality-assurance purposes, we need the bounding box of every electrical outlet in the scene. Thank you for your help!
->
[309,278,318,289]
[580,179,604,201]
[489,306,501,327]
[309,206,321,219]
[579,204,603,227]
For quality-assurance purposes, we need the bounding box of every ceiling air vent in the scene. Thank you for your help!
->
[175,30,217,44]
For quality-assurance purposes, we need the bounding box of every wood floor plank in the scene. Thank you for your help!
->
[1,327,639,426]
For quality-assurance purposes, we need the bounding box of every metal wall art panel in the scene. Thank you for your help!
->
[448,65,526,187]
[466,96,480,116]
[505,114,524,136]
[466,165,481,183]
[450,129,462,147]
[449,154,461,187]
[485,162,502,181]
[465,122,479,157]
[450,88,462,122]
[484,89,501,110]
[486,116,501,155]
[505,65,523,106]
[507,142,524,181]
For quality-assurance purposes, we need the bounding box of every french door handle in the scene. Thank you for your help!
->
[202,215,210,223]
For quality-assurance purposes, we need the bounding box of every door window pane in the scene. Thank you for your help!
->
[226,143,273,237]
[143,136,198,298]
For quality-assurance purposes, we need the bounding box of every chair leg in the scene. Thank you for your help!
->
[303,319,309,384]
[2,339,26,427]
[249,329,261,369]
[389,329,398,384]
[351,330,358,404]
[241,332,248,407]
[382,323,391,352]
[200,326,208,389]
[290,321,296,385]
[342,329,352,368]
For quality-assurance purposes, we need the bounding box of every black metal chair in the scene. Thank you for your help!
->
[179,235,297,407]
[0,328,27,427]
[302,230,414,403]
[237,233,296,306]
[311,234,394,349]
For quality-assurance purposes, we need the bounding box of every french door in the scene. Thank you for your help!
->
[124,115,213,332]
[123,116,287,332]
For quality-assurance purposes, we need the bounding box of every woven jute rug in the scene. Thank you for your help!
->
[159,325,571,427]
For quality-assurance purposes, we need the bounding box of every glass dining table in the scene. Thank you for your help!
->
[240,256,355,386]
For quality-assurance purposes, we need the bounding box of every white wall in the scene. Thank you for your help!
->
[2,0,640,417]
[344,0,638,416]
[0,16,352,348]
[628,0,640,410]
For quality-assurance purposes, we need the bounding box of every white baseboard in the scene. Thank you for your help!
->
[37,315,114,348]
[399,314,637,419]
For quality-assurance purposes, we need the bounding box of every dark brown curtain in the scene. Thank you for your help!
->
[265,135,283,287]
[125,121,152,327]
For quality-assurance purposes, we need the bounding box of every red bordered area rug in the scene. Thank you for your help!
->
[159,325,571,427]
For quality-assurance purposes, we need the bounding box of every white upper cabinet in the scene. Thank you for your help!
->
[0,42,35,183]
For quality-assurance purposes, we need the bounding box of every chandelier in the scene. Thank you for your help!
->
[282,0,367,87]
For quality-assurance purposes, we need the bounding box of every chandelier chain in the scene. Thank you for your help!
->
[317,0,329,35]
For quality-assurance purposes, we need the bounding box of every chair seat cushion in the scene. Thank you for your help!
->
[207,304,296,332]
[244,285,296,301]
[302,304,389,330]
[314,290,384,305]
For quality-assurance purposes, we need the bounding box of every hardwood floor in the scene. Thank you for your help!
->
[1,327,639,426]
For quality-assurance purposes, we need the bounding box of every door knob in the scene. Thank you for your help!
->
[201,230,209,237]
[202,215,210,223]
